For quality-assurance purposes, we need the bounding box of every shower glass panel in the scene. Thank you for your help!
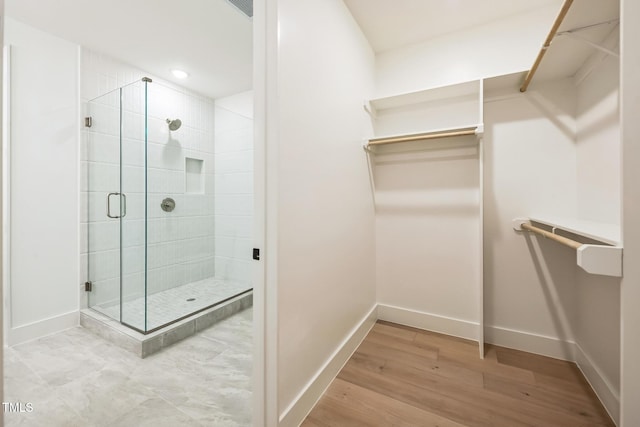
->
[86,88,122,320]
[86,77,252,333]
[120,80,148,331]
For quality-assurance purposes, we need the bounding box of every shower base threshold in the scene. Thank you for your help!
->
[80,290,252,358]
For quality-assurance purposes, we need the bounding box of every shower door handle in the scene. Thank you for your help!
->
[107,192,127,219]
[121,193,127,218]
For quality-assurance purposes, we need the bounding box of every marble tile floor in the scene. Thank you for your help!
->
[93,277,252,331]
[4,308,253,427]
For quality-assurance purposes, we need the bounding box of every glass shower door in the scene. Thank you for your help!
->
[86,88,122,321]
[86,79,148,332]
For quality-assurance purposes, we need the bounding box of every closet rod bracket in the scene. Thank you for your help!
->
[555,31,619,58]
[362,142,374,153]
[578,245,622,277]
[363,101,377,119]
[512,218,530,232]
[513,217,623,277]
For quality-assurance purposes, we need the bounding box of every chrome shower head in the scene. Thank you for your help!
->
[166,118,182,131]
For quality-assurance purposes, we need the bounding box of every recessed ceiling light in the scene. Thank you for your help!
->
[172,69,189,79]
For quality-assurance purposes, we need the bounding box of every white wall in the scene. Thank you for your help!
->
[483,79,578,356]
[275,0,376,423]
[574,48,621,420]
[620,0,640,424]
[4,18,79,344]
[576,37,621,224]
[214,91,253,285]
[375,3,561,98]
[372,80,482,339]
[374,137,481,338]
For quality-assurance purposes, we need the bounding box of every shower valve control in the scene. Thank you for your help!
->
[161,198,176,212]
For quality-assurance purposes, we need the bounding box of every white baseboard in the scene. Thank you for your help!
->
[575,343,620,425]
[484,324,576,361]
[377,303,479,341]
[8,310,79,346]
[278,304,377,427]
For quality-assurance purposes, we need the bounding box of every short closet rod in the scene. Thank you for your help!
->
[521,223,582,250]
[368,127,477,146]
[520,0,574,92]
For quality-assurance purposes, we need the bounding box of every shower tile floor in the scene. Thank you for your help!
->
[4,308,252,427]
[93,277,251,331]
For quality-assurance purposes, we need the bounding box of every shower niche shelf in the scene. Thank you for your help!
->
[185,157,205,194]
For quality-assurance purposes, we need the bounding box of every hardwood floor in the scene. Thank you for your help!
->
[302,321,614,427]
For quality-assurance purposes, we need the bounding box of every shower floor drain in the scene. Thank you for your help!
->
[186,298,196,302]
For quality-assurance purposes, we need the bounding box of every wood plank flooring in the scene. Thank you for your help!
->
[302,321,614,427]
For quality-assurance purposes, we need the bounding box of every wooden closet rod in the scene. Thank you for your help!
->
[520,0,574,92]
[521,222,582,250]
[368,127,477,146]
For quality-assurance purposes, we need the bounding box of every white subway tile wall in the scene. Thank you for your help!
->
[80,49,253,329]
[214,104,254,285]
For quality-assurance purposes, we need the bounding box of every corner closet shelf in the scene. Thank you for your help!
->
[513,217,622,277]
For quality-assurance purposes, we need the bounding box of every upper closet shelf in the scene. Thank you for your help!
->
[365,80,483,146]
[520,0,619,92]
[366,80,480,116]
[513,217,622,277]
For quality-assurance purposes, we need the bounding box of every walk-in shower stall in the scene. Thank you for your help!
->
[84,77,252,333]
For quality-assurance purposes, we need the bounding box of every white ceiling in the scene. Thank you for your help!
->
[343,0,561,53]
[6,0,253,99]
[8,0,601,99]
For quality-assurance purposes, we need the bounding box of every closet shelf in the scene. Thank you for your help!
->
[513,217,622,277]
[527,216,619,245]
[366,80,480,115]
[520,0,619,92]
[366,125,482,148]
[364,80,482,143]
